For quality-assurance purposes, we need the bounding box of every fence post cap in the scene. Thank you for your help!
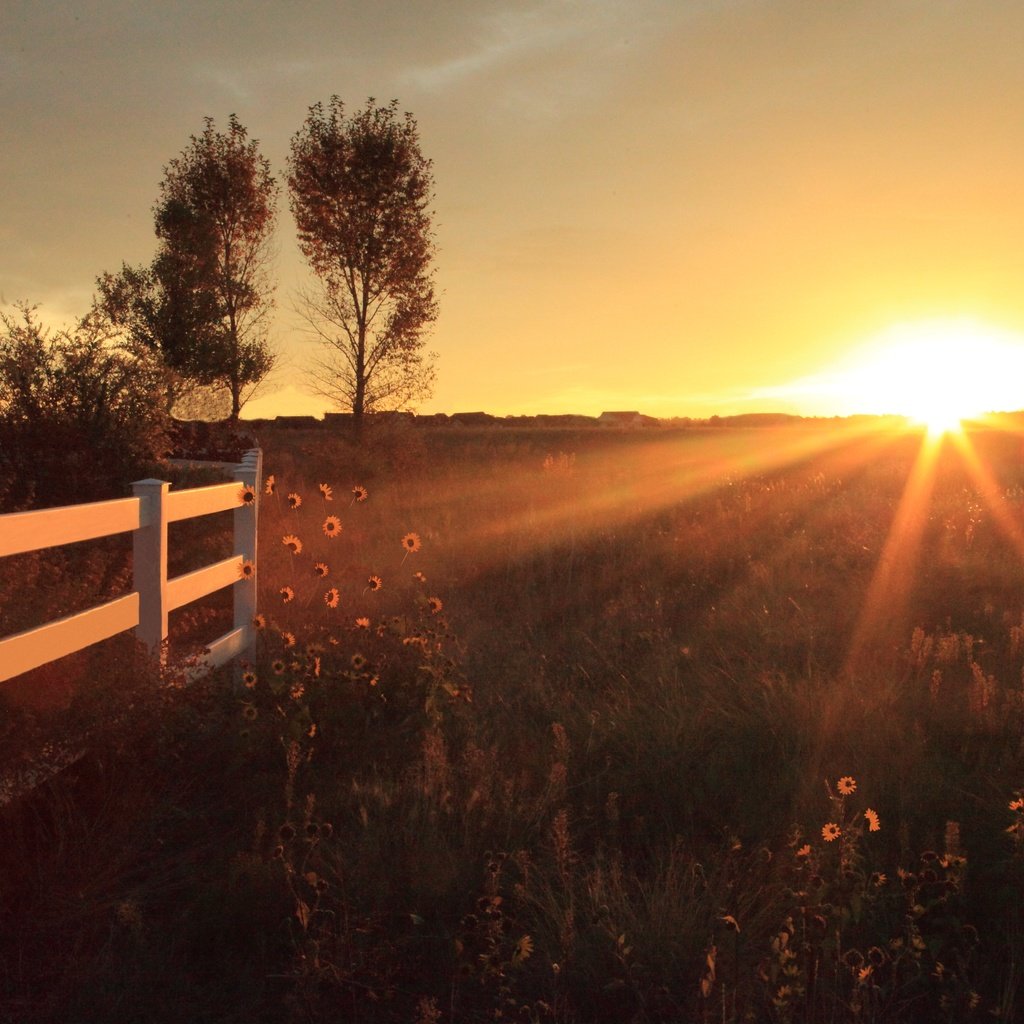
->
[131,478,171,487]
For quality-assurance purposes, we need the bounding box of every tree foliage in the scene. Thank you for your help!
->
[0,305,172,509]
[96,114,278,420]
[287,97,438,425]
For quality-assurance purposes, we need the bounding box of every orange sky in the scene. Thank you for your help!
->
[6,1,1024,420]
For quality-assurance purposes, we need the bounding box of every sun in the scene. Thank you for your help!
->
[830,319,1024,434]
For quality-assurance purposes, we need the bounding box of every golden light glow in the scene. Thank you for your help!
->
[831,320,1024,434]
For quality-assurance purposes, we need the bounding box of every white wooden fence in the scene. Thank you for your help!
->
[0,449,262,684]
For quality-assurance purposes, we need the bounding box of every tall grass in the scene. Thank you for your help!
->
[2,421,1024,1022]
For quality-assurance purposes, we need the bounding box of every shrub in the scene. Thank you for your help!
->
[0,304,172,509]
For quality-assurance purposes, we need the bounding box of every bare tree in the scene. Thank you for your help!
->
[287,97,438,431]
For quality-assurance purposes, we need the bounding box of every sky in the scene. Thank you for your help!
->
[6,0,1024,420]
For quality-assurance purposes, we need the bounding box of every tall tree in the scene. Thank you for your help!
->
[97,114,277,420]
[287,97,438,430]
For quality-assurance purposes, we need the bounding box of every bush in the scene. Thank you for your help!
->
[0,304,173,509]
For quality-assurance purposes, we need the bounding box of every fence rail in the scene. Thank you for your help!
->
[0,449,262,684]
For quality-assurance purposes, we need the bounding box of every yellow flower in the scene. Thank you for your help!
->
[323,515,342,538]
[428,596,443,614]
[864,808,881,832]
[355,616,370,629]
[239,484,256,505]
[1009,797,1024,812]
[795,844,811,858]
[351,653,367,671]
[287,492,302,510]
[837,776,857,796]
[282,534,303,555]
[280,585,295,604]
[822,822,841,842]
[281,631,297,648]
[319,482,333,501]
[313,561,329,578]
[413,570,427,583]
[401,532,422,553]
[352,484,368,502]
[290,681,305,700]
[367,574,383,592]
[272,659,286,675]
[242,671,257,689]
[238,559,256,580]
[253,613,266,630]
[264,474,276,495]
[325,587,340,609]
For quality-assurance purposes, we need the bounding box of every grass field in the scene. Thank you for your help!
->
[2,420,1024,1022]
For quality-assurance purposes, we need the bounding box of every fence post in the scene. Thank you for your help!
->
[232,449,261,646]
[132,478,170,660]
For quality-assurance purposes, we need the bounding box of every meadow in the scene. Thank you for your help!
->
[2,419,1024,1023]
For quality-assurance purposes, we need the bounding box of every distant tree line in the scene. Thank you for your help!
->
[0,100,438,508]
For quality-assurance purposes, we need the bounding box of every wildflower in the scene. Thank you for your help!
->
[290,681,305,700]
[239,484,256,505]
[281,631,297,648]
[352,484,368,502]
[318,482,333,501]
[795,844,811,858]
[238,559,256,580]
[822,822,841,842]
[325,587,340,609]
[322,515,342,538]
[242,704,258,721]
[1010,797,1024,812]
[837,776,857,796]
[312,561,329,578]
[351,653,367,671]
[721,915,740,933]
[280,585,295,604]
[869,872,887,887]
[413,570,427,583]
[272,659,286,675]
[355,616,370,629]
[312,656,321,678]
[253,613,266,630]
[401,532,422,554]
[265,475,276,495]
[242,671,257,689]
[282,534,302,555]
[287,492,302,510]
[864,808,881,832]
[428,596,443,614]
[367,574,383,592]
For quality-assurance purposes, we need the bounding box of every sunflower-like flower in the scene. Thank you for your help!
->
[290,681,305,700]
[238,559,256,580]
[272,659,286,675]
[864,808,881,832]
[239,484,256,505]
[282,534,302,555]
[325,587,340,609]
[312,561,329,578]
[428,596,443,614]
[265,475,276,495]
[401,532,422,554]
[242,670,258,689]
[287,492,302,510]
[1010,796,1024,812]
[351,653,367,671]
[795,844,811,858]
[281,631,297,648]
[323,515,342,538]
[821,822,841,842]
[253,613,266,630]
[280,585,295,604]
[367,574,383,592]
[352,484,368,503]
[413,571,427,583]
[355,616,370,629]
[837,776,857,796]
[318,482,333,501]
